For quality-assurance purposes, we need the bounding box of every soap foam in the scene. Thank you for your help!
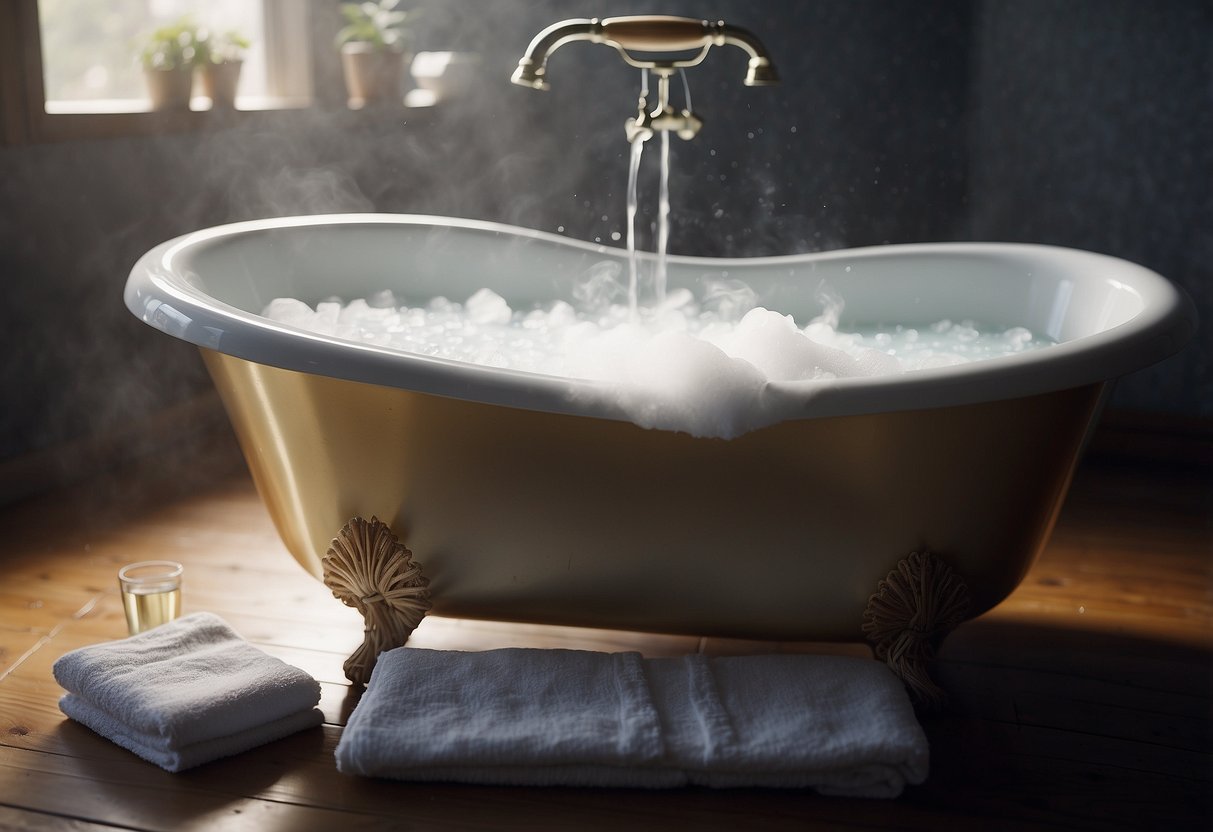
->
[262,281,1051,439]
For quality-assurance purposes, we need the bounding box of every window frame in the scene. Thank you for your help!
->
[0,0,330,145]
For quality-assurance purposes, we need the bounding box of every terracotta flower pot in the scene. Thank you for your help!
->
[144,65,194,111]
[340,43,406,108]
[201,60,243,109]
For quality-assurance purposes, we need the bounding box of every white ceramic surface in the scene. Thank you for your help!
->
[125,214,1196,423]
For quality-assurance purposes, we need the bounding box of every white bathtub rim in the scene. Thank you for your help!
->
[125,213,1198,427]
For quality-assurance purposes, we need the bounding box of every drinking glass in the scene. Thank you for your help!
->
[118,560,183,635]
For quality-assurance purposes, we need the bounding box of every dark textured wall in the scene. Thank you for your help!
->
[0,0,1207,478]
[409,0,975,254]
[968,0,1212,415]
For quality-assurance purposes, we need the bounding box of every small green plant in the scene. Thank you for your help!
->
[139,18,250,70]
[139,18,203,71]
[336,1,413,50]
[197,29,251,65]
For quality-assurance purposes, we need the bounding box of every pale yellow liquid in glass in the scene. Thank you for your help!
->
[121,586,181,634]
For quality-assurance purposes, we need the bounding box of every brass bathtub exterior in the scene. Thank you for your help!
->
[203,348,1103,642]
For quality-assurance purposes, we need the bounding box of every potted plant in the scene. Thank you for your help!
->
[138,18,201,111]
[336,0,414,108]
[197,29,250,109]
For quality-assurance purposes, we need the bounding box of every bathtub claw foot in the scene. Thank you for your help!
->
[862,551,970,710]
[323,516,432,685]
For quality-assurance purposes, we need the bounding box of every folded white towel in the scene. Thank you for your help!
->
[54,611,323,772]
[60,694,322,772]
[335,648,928,798]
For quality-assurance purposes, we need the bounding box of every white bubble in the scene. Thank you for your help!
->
[466,288,513,326]
[367,289,396,309]
[263,298,314,328]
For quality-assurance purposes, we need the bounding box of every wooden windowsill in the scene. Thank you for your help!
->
[19,96,434,143]
[42,95,313,115]
[29,102,304,143]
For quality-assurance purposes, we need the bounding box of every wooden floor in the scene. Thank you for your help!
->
[0,424,1209,831]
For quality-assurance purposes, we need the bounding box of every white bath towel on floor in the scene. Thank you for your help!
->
[54,611,323,772]
[335,647,928,797]
[60,693,323,773]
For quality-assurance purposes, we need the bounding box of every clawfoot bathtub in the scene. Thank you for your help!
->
[126,215,1195,698]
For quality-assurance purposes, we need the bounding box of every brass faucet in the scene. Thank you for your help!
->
[511,15,778,142]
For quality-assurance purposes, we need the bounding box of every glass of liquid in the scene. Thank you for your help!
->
[118,561,183,635]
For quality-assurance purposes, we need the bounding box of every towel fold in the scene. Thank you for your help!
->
[335,647,928,798]
[60,694,323,772]
[54,611,323,772]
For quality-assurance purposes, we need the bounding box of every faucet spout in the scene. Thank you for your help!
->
[713,24,780,86]
[511,18,604,91]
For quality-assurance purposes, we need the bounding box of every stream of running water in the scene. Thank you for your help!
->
[624,69,690,318]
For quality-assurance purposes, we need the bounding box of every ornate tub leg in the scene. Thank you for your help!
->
[862,551,970,710]
[322,516,432,685]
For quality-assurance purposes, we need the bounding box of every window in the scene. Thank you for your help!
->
[41,0,271,112]
[0,0,316,143]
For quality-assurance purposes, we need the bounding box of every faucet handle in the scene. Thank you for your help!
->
[625,117,654,144]
[600,16,711,52]
[673,110,703,141]
[626,93,655,143]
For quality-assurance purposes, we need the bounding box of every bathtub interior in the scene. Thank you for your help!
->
[127,214,1199,429]
[166,218,1149,342]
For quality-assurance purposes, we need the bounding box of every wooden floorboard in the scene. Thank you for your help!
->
[0,429,1209,831]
